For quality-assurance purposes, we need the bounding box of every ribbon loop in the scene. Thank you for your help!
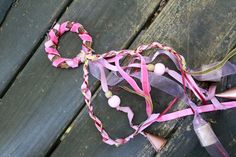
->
[45,21,93,68]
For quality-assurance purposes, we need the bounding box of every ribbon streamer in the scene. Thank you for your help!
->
[45,21,236,156]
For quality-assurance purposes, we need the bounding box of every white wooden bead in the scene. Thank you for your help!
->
[108,95,121,108]
[154,63,166,75]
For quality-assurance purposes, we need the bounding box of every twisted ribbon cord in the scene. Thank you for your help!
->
[45,21,236,147]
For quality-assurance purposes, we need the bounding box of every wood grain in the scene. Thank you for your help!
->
[51,0,236,157]
[0,0,160,156]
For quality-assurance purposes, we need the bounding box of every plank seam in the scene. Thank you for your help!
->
[0,0,16,27]
[123,0,169,49]
[45,81,101,157]
[0,0,75,98]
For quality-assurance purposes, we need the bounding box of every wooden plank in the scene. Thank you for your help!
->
[0,0,14,24]
[51,0,236,157]
[0,0,72,95]
[0,0,160,156]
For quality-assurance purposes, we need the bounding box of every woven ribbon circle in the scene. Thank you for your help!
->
[44,21,93,68]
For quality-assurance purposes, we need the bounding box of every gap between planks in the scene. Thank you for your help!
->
[0,0,15,26]
[0,0,74,98]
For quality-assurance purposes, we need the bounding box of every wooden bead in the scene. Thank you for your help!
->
[154,63,165,75]
[105,90,112,98]
[108,95,121,108]
[147,64,155,71]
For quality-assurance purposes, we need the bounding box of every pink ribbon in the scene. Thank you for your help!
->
[44,21,236,148]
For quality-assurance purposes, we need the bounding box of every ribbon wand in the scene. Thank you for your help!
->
[44,21,236,156]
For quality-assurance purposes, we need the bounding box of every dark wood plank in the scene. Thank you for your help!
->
[0,0,14,24]
[0,0,72,95]
[51,0,236,157]
[0,0,160,156]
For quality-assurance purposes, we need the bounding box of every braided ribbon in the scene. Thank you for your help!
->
[45,21,236,147]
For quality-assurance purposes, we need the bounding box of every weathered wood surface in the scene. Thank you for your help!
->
[51,0,236,157]
[0,0,72,96]
[0,0,160,156]
[0,0,14,24]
